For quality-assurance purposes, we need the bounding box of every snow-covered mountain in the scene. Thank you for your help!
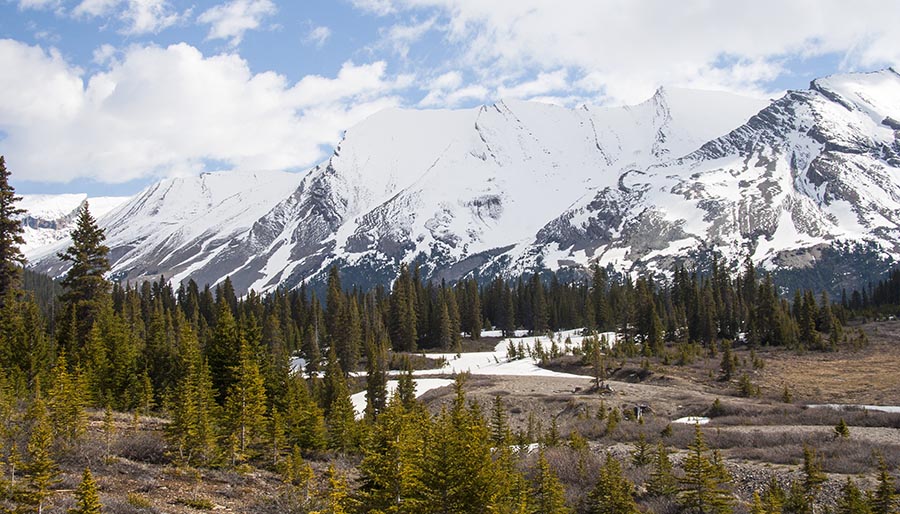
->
[21,194,130,259]
[26,69,900,294]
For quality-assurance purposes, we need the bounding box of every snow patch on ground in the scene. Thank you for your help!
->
[350,378,454,419]
[672,416,711,425]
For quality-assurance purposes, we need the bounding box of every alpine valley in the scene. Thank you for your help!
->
[23,68,900,295]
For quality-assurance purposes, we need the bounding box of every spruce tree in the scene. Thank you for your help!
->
[630,432,653,467]
[68,467,101,514]
[647,442,678,497]
[24,388,58,514]
[836,477,873,514]
[0,156,25,301]
[586,453,639,514]
[871,456,896,514]
[678,424,733,514]
[800,445,826,500]
[167,331,219,466]
[530,449,569,514]
[47,353,88,448]
[224,340,268,462]
[58,202,110,348]
[834,418,850,439]
[284,374,326,451]
[363,336,388,420]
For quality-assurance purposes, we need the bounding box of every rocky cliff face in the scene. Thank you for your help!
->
[27,69,900,294]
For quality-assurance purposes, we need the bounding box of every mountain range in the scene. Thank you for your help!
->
[22,68,900,295]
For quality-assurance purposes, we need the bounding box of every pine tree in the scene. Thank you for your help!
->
[800,445,826,499]
[47,353,88,448]
[206,302,242,402]
[530,449,570,514]
[24,388,58,514]
[0,156,25,302]
[834,418,850,439]
[326,369,356,453]
[719,340,735,381]
[490,395,511,447]
[58,202,110,348]
[323,464,352,514]
[630,432,653,467]
[415,376,498,513]
[678,424,733,514]
[647,442,678,497]
[224,340,268,463]
[836,477,873,514]
[586,453,639,514]
[284,374,326,451]
[167,349,220,466]
[363,336,388,420]
[761,476,785,514]
[68,468,101,514]
[396,357,417,411]
[871,456,896,514]
[358,397,425,511]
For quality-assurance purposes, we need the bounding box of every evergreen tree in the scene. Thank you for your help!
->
[586,453,639,514]
[800,445,826,500]
[363,336,388,420]
[834,418,850,439]
[224,340,268,462]
[58,202,110,348]
[167,332,219,466]
[358,397,425,511]
[719,340,735,381]
[284,374,326,451]
[678,424,733,514]
[871,456,896,514]
[207,302,242,402]
[647,442,678,497]
[836,478,873,514]
[47,353,88,448]
[24,389,58,514]
[68,468,102,514]
[415,376,498,513]
[630,432,653,467]
[490,395,511,447]
[530,449,569,514]
[0,156,25,301]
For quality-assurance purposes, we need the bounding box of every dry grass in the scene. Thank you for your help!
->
[759,322,900,404]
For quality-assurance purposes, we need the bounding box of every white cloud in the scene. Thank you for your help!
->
[497,70,568,100]
[419,80,487,107]
[349,0,395,16]
[92,43,118,65]
[120,0,184,34]
[198,0,276,47]
[304,26,331,48]
[17,0,62,10]
[384,17,435,57]
[0,39,407,184]
[73,0,187,35]
[365,0,900,104]
[431,71,462,91]
[73,0,119,17]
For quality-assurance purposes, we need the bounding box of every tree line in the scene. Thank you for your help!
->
[0,154,896,512]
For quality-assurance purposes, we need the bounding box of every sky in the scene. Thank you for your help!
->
[1,0,899,197]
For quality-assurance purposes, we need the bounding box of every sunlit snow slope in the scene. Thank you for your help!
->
[26,69,900,294]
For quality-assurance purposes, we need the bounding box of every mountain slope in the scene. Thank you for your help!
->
[26,69,900,294]
[21,194,130,259]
